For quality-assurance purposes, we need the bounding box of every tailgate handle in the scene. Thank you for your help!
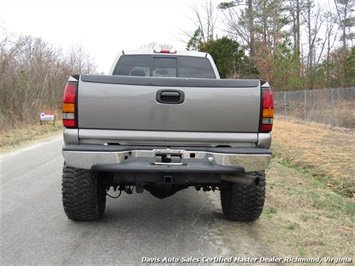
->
[156,90,185,104]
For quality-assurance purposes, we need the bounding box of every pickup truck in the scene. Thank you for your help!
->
[61,50,274,222]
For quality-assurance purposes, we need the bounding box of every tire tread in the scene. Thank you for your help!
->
[62,164,106,221]
[220,171,266,221]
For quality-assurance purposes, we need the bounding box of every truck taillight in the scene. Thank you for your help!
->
[62,81,77,128]
[260,87,274,133]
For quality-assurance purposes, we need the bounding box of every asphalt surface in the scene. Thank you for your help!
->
[1,136,235,265]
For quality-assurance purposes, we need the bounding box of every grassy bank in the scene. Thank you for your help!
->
[0,123,63,153]
[217,118,354,261]
[263,119,354,258]
[272,119,355,199]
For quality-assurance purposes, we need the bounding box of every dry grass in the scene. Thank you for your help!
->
[255,159,355,260]
[214,118,354,260]
[272,118,355,198]
[211,156,354,260]
[0,123,63,153]
[261,118,355,259]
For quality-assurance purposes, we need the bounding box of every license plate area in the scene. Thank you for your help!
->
[154,149,183,165]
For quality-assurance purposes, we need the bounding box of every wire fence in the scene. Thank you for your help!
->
[273,88,355,129]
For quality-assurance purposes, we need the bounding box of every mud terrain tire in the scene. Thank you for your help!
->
[62,163,106,221]
[220,171,265,221]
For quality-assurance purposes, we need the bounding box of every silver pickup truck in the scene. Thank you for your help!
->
[61,50,274,221]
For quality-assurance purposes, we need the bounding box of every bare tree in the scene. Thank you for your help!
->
[334,0,355,54]
[183,0,220,49]
[66,46,97,74]
[0,31,97,130]
[140,42,173,50]
[324,10,340,84]
[219,0,255,56]
[190,0,219,42]
[219,0,289,57]
[287,0,301,60]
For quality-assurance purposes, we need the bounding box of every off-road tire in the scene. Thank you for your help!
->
[62,163,106,221]
[220,171,266,221]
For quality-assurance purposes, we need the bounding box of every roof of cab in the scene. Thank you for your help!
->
[122,50,208,57]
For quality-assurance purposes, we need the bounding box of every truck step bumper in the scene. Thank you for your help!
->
[62,145,272,174]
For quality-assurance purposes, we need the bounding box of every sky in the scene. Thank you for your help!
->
[0,0,222,73]
[0,0,334,73]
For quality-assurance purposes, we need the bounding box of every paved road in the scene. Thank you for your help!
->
[1,136,236,265]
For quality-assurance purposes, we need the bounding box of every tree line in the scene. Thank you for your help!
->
[185,0,355,91]
[0,31,96,131]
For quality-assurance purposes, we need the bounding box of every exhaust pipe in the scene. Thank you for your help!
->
[222,173,258,186]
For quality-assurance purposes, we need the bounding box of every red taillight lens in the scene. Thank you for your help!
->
[62,81,77,128]
[260,88,274,133]
[263,90,274,109]
[63,83,76,103]
[63,119,76,127]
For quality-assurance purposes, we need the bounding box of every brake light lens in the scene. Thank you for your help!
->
[62,81,77,128]
[154,49,177,54]
[260,88,274,133]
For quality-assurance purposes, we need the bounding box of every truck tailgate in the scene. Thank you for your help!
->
[77,75,261,133]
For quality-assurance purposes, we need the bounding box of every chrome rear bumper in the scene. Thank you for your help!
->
[63,145,272,173]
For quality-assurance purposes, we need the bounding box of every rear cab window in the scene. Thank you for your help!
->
[113,55,216,79]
